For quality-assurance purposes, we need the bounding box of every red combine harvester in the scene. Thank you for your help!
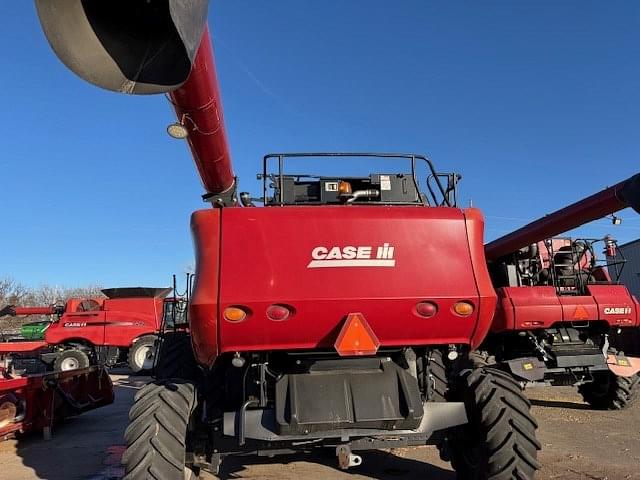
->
[34,2,539,478]
[28,1,637,478]
[1,287,172,372]
[483,178,640,409]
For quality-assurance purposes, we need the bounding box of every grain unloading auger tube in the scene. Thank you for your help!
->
[36,0,236,205]
[485,172,640,261]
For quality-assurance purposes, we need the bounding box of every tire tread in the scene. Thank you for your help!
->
[122,380,196,480]
[449,367,541,480]
[579,372,640,410]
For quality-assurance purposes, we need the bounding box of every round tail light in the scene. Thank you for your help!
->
[415,301,438,318]
[452,301,474,317]
[223,306,247,323]
[266,305,291,321]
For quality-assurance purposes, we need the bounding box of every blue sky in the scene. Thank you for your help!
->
[0,1,638,288]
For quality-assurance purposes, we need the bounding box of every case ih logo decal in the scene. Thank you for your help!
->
[64,322,87,328]
[307,244,395,268]
[604,307,632,315]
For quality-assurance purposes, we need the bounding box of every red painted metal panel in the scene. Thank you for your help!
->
[169,27,234,196]
[189,209,221,366]
[491,290,516,333]
[492,287,562,332]
[493,284,638,333]
[558,296,599,322]
[0,342,47,354]
[216,206,483,353]
[463,209,498,348]
[45,311,107,346]
[102,298,164,347]
[587,284,638,327]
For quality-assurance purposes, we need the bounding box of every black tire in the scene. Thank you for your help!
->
[579,371,640,410]
[123,380,198,480]
[447,367,541,479]
[468,350,496,369]
[54,349,90,372]
[128,335,158,373]
[154,332,198,381]
[418,349,447,402]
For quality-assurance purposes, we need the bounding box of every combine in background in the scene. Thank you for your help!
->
[484,177,640,409]
[1,287,172,372]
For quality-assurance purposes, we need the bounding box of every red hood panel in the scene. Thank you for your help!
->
[218,206,483,352]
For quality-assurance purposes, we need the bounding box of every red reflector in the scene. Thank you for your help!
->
[266,304,290,321]
[415,301,438,318]
[334,313,380,357]
[573,306,590,320]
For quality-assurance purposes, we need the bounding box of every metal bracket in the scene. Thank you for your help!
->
[504,357,546,382]
[202,178,238,207]
[336,445,362,470]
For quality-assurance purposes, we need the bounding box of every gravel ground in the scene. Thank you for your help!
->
[0,375,638,480]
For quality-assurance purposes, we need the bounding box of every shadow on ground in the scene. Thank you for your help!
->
[217,449,455,480]
[8,374,148,480]
[529,398,591,410]
[6,373,455,480]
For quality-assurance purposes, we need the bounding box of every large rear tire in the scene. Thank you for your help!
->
[579,371,640,410]
[154,332,198,380]
[447,367,541,479]
[123,379,198,480]
[417,349,447,402]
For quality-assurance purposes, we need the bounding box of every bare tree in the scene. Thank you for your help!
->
[0,277,29,306]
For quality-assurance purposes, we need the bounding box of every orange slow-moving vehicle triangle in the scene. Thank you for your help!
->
[334,313,380,356]
[573,305,590,320]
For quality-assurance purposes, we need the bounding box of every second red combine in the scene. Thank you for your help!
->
[1,287,173,372]
[481,177,640,409]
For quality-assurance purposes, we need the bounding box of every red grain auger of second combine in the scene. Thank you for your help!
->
[34,1,544,479]
[481,173,640,410]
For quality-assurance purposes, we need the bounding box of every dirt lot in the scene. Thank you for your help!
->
[1,374,639,480]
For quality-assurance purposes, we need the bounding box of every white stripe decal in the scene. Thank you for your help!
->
[307,259,396,268]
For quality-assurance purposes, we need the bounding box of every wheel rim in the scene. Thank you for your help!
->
[135,344,155,370]
[0,400,18,428]
[60,357,80,371]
